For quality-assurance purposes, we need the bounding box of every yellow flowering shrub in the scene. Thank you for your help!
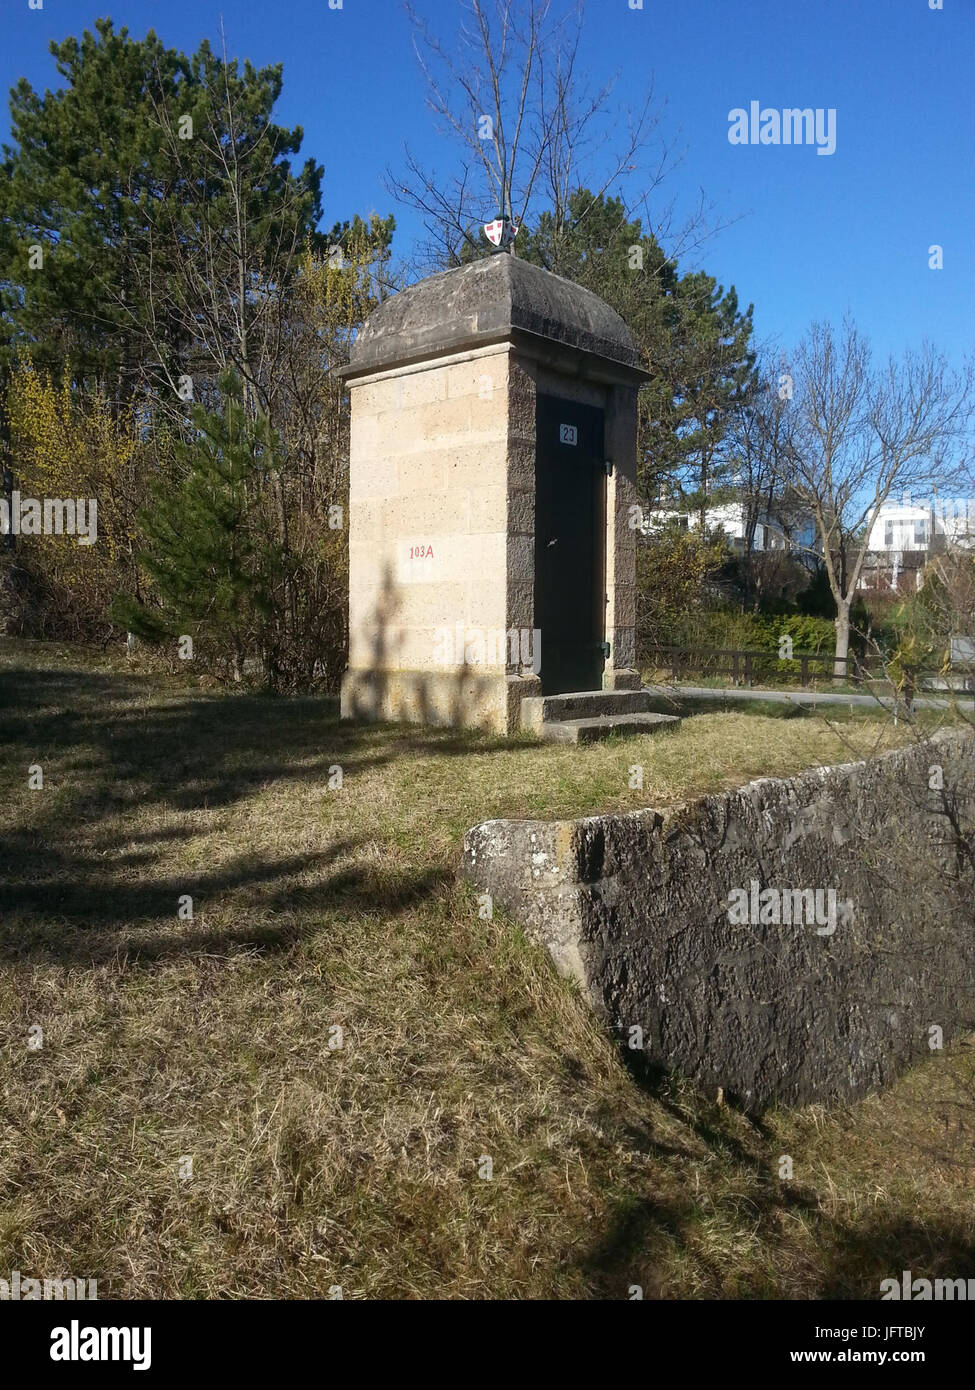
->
[6,365,145,637]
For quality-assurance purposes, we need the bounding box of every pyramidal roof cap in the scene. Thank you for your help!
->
[345,255,647,380]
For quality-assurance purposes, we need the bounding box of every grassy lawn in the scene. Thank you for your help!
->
[1,637,973,1299]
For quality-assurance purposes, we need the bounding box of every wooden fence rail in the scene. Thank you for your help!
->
[642,645,868,687]
[640,645,975,691]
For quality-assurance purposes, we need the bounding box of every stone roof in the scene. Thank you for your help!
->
[345,254,647,379]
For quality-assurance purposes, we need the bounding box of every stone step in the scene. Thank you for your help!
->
[520,688,651,732]
[538,711,681,744]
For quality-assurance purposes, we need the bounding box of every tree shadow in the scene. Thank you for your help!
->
[577,1046,951,1299]
[578,1045,975,1298]
[0,638,545,972]
[347,559,535,735]
[0,811,451,965]
[0,658,488,967]
[0,664,521,819]
[818,1215,975,1299]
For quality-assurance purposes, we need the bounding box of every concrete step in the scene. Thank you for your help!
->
[538,711,681,744]
[520,688,651,732]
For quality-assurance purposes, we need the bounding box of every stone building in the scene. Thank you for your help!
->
[340,253,670,739]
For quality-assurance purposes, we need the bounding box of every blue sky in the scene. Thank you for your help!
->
[3,0,972,370]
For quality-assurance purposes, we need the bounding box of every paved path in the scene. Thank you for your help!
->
[644,683,973,712]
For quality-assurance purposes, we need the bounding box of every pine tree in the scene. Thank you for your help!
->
[0,19,324,408]
[656,272,756,530]
[112,376,283,684]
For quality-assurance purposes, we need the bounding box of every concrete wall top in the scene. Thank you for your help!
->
[344,255,648,383]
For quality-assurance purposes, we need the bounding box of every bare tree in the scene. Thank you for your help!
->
[728,365,803,608]
[390,0,699,271]
[777,321,973,676]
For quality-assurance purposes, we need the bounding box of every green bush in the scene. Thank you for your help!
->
[644,607,840,684]
[654,607,835,655]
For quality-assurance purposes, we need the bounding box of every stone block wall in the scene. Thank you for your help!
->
[462,730,975,1108]
[342,346,530,731]
[346,347,510,674]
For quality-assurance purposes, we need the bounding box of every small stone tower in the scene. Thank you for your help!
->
[340,254,650,736]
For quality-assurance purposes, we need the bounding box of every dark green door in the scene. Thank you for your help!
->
[534,395,606,694]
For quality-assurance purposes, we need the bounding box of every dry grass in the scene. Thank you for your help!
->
[1,637,973,1299]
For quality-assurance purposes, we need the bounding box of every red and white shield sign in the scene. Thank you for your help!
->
[484,218,504,246]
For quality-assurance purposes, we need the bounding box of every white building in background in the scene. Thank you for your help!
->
[865,498,975,554]
[859,497,975,594]
[642,500,817,554]
[643,494,975,595]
